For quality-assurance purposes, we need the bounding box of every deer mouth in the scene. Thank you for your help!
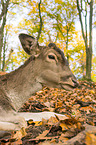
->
[61,80,78,91]
[60,77,79,91]
[61,84,76,91]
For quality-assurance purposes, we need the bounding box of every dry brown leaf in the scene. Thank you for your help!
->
[85,132,96,145]
[80,106,95,114]
[72,104,80,109]
[47,116,58,125]
[55,102,63,108]
[59,108,66,113]
[63,129,76,138]
[16,80,96,145]
[60,118,78,126]
[55,114,68,121]
[11,139,22,145]
[36,130,49,139]
[42,118,47,124]
[38,141,51,145]
[29,135,58,141]
[77,122,84,130]
[12,127,26,140]
[60,122,68,131]
[50,138,57,143]
[42,107,55,112]
[59,134,68,143]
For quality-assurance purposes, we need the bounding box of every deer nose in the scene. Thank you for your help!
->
[72,79,79,87]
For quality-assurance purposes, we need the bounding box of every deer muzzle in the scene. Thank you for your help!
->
[60,77,79,90]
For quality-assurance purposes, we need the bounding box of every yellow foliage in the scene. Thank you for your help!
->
[55,0,63,4]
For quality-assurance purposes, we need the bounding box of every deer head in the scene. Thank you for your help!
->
[19,33,78,91]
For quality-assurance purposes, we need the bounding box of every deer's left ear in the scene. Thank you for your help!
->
[19,33,40,55]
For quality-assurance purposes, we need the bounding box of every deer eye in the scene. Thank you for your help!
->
[48,55,55,60]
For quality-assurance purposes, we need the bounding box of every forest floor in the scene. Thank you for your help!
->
[0,80,96,145]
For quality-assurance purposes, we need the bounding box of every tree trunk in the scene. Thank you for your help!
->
[66,28,69,63]
[2,31,7,71]
[76,0,93,80]
[0,28,3,70]
[0,0,10,70]
[3,49,13,71]
[86,0,93,80]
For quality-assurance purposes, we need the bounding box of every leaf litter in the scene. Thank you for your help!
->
[0,80,96,145]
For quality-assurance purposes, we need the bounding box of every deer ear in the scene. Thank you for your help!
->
[19,33,40,55]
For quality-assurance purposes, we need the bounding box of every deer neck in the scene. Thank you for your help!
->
[1,59,42,111]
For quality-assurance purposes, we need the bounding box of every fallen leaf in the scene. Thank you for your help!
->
[36,130,49,139]
[35,121,42,126]
[12,127,26,140]
[90,90,95,94]
[59,134,68,143]
[47,116,59,125]
[80,106,95,114]
[55,114,68,121]
[60,122,68,131]
[85,132,96,145]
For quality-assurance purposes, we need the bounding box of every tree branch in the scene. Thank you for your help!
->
[85,1,88,45]
[56,19,65,40]
[0,0,10,70]
[47,31,53,43]
[76,0,86,44]
[37,0,43,41]
[3,49,13,71]
[0,0,10,20]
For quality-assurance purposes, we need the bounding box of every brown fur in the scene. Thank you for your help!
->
[0,33,78,133]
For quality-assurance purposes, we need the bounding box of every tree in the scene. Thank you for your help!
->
[76,0,93,80]
[3,0,95,79]
[4,0,43,71]
[30,0,43,48]
[45,0,77,62]
[0,0,27,71]
[18,0,77,60]
[0,0,10,70]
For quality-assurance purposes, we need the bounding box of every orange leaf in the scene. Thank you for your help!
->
[80,106,95,113]
[85,132,96,145]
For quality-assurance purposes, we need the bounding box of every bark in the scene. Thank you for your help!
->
[3,49,13,71]
[76,0,93,80]
[76,0,87,44]
[2,36,6,71]
[86,0,93,80]
[66,28,69,63]
[37,0,42,41]
[2,29,8,71]
[0,0,10,70]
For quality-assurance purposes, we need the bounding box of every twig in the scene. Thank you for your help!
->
[37,0,43,41]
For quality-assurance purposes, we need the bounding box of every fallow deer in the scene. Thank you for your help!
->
[0,33,78,136]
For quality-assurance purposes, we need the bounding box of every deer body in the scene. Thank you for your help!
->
[0,59,42,111]
[0,34,78,134]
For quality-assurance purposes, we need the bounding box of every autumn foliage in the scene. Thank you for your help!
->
[0,80,96,145]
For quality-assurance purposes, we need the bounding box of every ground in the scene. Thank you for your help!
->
[0,80,96,145]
